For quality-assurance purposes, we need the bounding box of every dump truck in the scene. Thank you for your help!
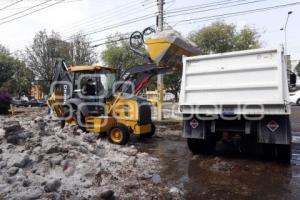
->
[179,47,293,162]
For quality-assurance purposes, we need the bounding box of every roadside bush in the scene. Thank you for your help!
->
[0,90,11,114]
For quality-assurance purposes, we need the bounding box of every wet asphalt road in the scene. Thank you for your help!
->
[136,106,300,200]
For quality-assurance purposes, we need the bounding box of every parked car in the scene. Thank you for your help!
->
[28,99,47,107]
[290,90,300,105]
[38,99,47,107]
[11,97,29,107]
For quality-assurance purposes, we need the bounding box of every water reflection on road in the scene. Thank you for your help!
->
[135,106,300,199]
[136,136,300,199]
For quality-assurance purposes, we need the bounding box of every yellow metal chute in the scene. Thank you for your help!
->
[144,31,201,67]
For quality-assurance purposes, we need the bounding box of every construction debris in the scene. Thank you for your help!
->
[0,108,180,199]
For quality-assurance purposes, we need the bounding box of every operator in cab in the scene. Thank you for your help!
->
[82,78,96,96]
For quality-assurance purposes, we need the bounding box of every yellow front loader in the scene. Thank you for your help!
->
[48,27,201,145]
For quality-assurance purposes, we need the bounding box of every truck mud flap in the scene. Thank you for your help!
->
[183,118,206,139]
[257,115,291,145]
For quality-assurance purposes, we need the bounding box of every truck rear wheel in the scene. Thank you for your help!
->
[187,137,215,155]
[262,144,276,160]
[276,145,291,163]
[262,144,291,162]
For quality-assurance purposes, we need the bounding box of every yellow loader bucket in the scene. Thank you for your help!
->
[145,35,201,67]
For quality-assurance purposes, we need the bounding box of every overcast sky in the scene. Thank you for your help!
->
[0,0,299,63]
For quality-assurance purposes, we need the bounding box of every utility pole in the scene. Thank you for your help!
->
[157,0,164,121]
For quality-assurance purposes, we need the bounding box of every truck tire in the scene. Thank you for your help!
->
[187,137,216,155]
[108,124,130,145]
[276,145,291,163]
[262,144,276,160]
[140,123,156,138]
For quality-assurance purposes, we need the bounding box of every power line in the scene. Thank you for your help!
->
[165,0,269,18]
[61,3,157,38]
[61,2,157,37]
[58,0,156,33]
[0,0,66,26]
[166,0,242,13]
[58,0,141,32]
[65,13,155,40]
[91,37,130,48]
[169,1,300,26]
[0,0,80,11]
[0,0,51,21]
[0,0,24,11]
[90,32,131,44]
[60,0,174,38]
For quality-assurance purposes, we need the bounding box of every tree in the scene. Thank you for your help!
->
[164,67,181,101]
[0,45,22,90]
[70,33,97,65]
[26,30,97,93]
[0,45,34,95]
[12,64,34,96]
[101,34,145,73]
[189,21,261,54]
[234,26,261,50]
[0,44,9,55]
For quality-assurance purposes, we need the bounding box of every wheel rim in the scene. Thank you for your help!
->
[111,128,123,143]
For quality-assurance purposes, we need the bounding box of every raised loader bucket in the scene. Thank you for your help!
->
[144,31,201,67]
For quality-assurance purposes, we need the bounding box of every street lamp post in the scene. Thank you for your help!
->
[280,11,293,54]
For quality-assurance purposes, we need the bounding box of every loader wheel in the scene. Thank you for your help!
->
[108,124,130,145]
[140,123,156,138]
[187,137,216,155]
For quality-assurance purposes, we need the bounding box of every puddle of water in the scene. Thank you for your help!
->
[136,136,300,200]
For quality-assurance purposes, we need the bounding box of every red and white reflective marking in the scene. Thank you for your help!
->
[190,119,199,129]
[267,120,279,132]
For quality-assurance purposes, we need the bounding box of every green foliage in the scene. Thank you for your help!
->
[234,26,261,50]
[26,30,97,93]
[296,61,300,76]
[0,44,9,55]
[26,31,66,92]
[12,63,34,96]
[189,21,261,54]
[101,33,145,73]
[164,67,181,101]
[0,45,23,89]
[0,45,32,96]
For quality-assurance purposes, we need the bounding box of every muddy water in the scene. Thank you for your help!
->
[136,136,300,200]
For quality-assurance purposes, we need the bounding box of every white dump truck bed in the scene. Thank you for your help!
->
[179,48,290,115]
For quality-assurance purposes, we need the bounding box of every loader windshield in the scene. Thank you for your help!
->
[74,70,116,98]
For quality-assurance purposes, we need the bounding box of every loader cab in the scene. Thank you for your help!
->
[68,66,116,101]
[65,66,117,118]
[72,70,116,100]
